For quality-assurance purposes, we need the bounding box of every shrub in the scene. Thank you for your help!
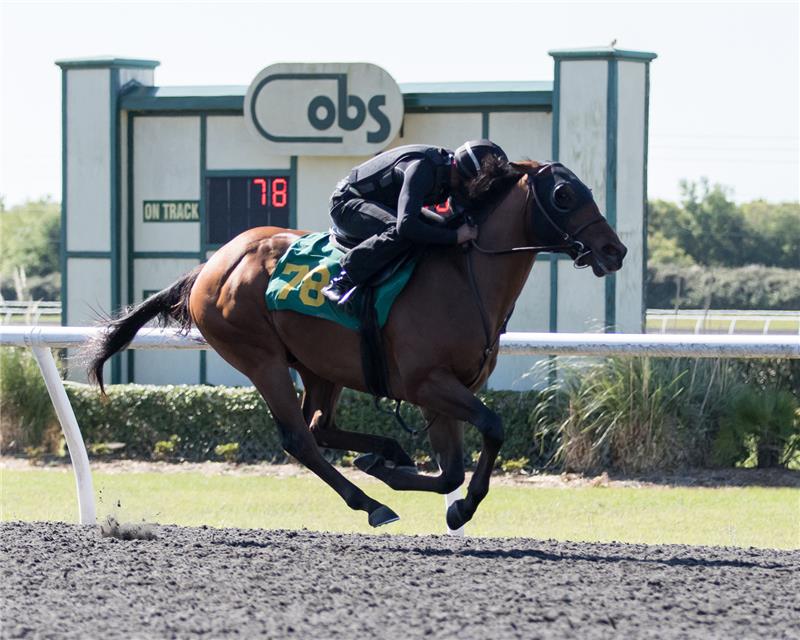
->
[3,357,796,473]
[713,387,799,468]
[0,347,58,453]
[153,435,180,461]
[66,383,281,462]
[500,457,530,474]
[533,357,737,473]
[214,442,240,463]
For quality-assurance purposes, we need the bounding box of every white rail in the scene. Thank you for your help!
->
[646,309,800,336]
[2,325,799,529]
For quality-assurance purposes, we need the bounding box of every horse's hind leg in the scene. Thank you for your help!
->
[355,412,465,494]
[298,367,416,469]
[203,334,398,527]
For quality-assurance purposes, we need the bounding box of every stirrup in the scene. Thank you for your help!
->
[337,285,358,305]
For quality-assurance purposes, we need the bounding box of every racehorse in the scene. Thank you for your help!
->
[88,160,627,530]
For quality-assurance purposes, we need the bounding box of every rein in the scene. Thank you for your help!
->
[461,172,605,389]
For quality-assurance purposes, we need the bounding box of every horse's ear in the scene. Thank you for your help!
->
[510,160,541,172]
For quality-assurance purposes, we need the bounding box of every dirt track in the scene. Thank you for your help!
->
[3,522,798,639]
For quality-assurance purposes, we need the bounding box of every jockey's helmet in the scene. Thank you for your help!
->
[454,140,508,180]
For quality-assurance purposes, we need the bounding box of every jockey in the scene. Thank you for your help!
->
[322,140,508,304]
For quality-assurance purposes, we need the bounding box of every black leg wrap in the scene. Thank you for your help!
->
[446,499,471,530]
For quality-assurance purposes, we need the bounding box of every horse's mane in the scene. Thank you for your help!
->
[465,158,541,212]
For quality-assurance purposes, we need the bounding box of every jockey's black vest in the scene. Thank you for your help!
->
[346,145,453,205]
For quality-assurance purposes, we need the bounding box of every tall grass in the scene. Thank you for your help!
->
[533,357,741,473]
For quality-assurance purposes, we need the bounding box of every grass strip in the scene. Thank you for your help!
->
[2,469,798,549]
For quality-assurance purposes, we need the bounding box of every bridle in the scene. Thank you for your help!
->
[468,166,606,269]
[461,165,607,389]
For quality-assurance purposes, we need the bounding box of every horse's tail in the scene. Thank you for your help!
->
[87,265,204,394]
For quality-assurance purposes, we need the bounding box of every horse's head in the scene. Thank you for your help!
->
[524,162,627,277]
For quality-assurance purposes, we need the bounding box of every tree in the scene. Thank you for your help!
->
[740,200,800,269]
[678,178,751,266]
[0,198,61,300]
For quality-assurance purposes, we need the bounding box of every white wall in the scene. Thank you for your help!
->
[66,69,111,252]
[615,61,646,332]
[118,68,154,88]
[557,263,606,332]
[132,258,201,384]
[296,155,368,232]
[489,112,552,162]
[205,351,252,386]
[207,116,291,170]
[557,60,610,333]
[133,116,201,252]
[391,112,482,150]
[66,257,111,325]
[558,61,608,211]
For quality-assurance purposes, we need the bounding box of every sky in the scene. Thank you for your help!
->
[1,0,798,206]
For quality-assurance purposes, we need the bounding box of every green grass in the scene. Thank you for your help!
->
[645,317,800,334]
[2,469,798,549]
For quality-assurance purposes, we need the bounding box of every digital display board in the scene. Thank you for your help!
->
[206,176,290,244]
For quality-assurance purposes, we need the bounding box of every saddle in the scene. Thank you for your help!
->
[264,232,419,399]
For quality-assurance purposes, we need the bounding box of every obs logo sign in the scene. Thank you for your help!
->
[244,63,404,156]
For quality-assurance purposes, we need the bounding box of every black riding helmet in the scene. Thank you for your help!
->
[454,140,508,179]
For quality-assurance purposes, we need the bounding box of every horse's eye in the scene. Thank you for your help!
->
[553,184,576,211]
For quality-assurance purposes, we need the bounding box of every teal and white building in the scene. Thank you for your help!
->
[57,46,656,389]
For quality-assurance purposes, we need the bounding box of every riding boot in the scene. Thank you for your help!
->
[322,270,358,305]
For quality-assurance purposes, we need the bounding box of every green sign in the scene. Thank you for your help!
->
[143,200,200,222]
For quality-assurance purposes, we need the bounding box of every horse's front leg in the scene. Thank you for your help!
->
[412,370,503,530]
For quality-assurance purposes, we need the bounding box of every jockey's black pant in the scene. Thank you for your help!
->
[329,192,412,285]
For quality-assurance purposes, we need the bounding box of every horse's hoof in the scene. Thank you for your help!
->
[368,505,400,528]
[354,453,384,474]
[446,499,470,531]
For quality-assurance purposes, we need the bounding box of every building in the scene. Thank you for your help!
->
[57,46,656,389]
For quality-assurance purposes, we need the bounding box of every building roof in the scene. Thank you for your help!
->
[119,80,553,113]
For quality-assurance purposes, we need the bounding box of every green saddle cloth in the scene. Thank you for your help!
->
[265,231,418,331]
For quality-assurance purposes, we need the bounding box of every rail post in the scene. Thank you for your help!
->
[29,345,96,525]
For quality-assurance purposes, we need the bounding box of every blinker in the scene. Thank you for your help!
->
[533,163,594,217]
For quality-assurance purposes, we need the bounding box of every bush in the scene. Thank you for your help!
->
[3,355,797,473]
[712,387,799,468]
[532,357,736,473]
[0,348,58,453]
[647,264,800,310]
[214,442,240,463]
[66,383,282,462]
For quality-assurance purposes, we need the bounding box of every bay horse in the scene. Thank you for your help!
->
[88,160,627,530]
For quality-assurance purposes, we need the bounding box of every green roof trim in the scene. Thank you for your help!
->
[401,81,552,109]
[120,85,246,111]
[119,81,554,113]
[56,56,160,70]
[548,47,657,62]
